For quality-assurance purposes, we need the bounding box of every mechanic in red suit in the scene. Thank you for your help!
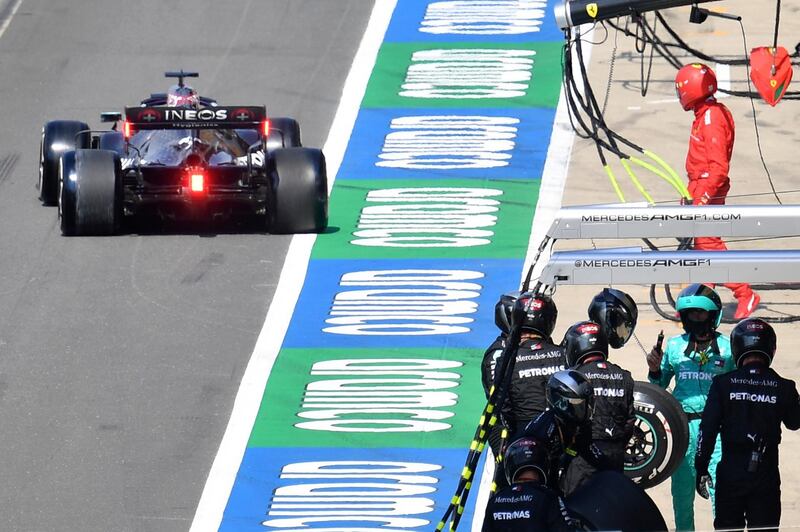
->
[675,63,760,319]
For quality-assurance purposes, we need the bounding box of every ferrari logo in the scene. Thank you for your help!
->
[586,3,598,18]
[770,79,778,88]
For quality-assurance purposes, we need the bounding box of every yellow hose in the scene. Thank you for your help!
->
[621,158,654,204]
[643,149,691,199]
[629,156,686,200]
[604,164,625,202]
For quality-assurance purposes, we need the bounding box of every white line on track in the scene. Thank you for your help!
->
[188,1,397,530]
[715,62,731,99]
[0,0,23,40]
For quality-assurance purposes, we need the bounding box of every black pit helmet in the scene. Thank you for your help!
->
[675,283,722,339]
[511,292,558,338]
[562,321,608,368]
[503,437,550,485]
[588,288,638,349]
[731,318,776,368]
[546,370,594,425]
[494,291,520,335]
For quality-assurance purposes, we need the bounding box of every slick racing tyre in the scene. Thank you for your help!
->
[266,117,302,151]
[59,149,122,236]
[269,147,328,234]
[624,381,689,489]
[566,470,668,531]
[39,120,90,205]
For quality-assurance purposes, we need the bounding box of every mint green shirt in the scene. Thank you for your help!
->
[648,332,735,414]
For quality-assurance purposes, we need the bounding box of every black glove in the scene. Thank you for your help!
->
[696,470,713,500]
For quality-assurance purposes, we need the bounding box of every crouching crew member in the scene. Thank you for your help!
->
[482,437,575,531]
[521,370,611,494]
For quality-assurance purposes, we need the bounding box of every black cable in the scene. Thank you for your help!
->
[639,13,657,96]
[773,0,781,54]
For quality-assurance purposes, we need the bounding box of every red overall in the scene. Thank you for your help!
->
[686,98,758,317]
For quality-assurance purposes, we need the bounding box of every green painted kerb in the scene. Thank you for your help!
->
[313,179,540,260]
[248,347,486,449]
[362,41,563,109]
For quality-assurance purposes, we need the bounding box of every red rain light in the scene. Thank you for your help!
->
[262,119,270,137]
[190,173,204,193]
[123,121,132,139]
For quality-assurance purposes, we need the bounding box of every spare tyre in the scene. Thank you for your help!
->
[624,381,689,489]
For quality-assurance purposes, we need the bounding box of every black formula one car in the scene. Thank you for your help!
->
[38,71,328,235]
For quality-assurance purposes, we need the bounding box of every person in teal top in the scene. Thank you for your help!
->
[646,284,735,531]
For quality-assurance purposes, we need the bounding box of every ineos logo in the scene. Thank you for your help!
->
[577,323,599,334]
[163,109,228,121]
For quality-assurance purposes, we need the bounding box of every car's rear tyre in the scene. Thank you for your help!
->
[39,120,90,205]
[624,381,689,489]
[59,149,122,236]
[266,117,302,151]
[269,147,327,234]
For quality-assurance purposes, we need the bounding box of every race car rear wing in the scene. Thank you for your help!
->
[124,106,267,131]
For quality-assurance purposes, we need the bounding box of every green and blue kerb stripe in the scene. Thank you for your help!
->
[220,2,565,530]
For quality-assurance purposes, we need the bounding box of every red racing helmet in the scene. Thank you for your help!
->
[675,63,717,110]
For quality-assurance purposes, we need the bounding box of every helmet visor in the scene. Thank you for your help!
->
[552,395,591,424]
[606,308,634,348]
[680,308,715,339]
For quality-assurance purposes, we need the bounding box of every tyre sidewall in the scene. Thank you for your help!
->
[625,381,689,489]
